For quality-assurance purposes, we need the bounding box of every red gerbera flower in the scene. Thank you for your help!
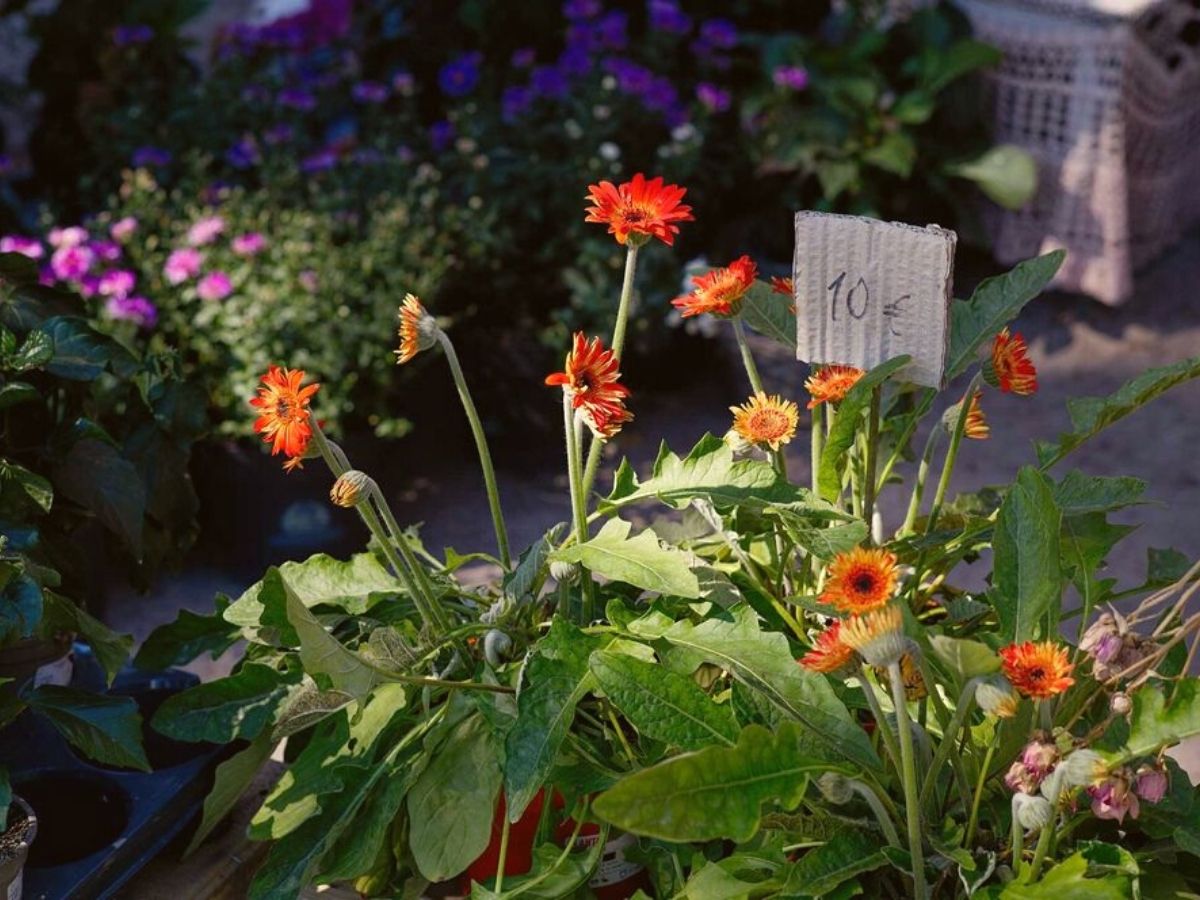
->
[805,364,865,409]
[1000,641,1075,699]
[769,276,793,296]
[985,328,1038,395]
[672,255,757,318]
[584,173,693,247]
[250,366,320,471]
[545,333,633,438]
[799,620,856,673]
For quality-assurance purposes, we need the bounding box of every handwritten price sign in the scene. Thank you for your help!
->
[793,212,957,388]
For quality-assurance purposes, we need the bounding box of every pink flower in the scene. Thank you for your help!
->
[0,236,44,259]
[48,226,88,248]
[98,269,137,297]
[91,240,122,262]
[105,295,157,328]
[110,216,138,241]
[197,270,233,301]
[164,248,203,284]
[186,216,226,247]
[77,275,100,297]
[1006,736,1059,794]
[1134,763,1168,804]
[50,244,95,281]
[231,232,267,256]
[1088,768,1139,823]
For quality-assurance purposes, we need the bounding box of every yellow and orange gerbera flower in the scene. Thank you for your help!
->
[730,392,799,450]
[584,173,693,247]
[821,547,900,614]
[250,366,319,471]
[395,293,436,365]
[545,333,633,438]
[805,364,865,409]
[769,276,793,296]
[985,328,1038,396]
[673,255,757,318]
[799,620,856,673]
[1000,641,1076,699]
[963,389,990,440]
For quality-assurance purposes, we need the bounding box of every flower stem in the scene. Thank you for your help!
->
[862,387,881,539]
[731,316,765,394]
[438,333,510,568]
[810,402,824,496]
[493,815,512,894]
[859,665,901,774]
[851,780,903,848]
[564,394,595,623]
[925,375,981,537]
[920,677,979,809]
[965,742,997,849]
[900,428,941,537]
[889,660,928,900]
[1010,795,1025,879]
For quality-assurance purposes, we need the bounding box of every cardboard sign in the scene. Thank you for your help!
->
[793,212,956,388]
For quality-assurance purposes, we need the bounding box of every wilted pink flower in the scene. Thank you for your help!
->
[0,236,44,259]
[110,217,138,242]
[232,232,267,256]
[164,248,203,284]
[48,226,88,248]
[1005,735,1059,794]
[1134,763,1168,804]
[187,216,226,247]
[105,295,157,328]
[1080,610,1149,680]
[98,269,137,297]
[197,271,233,301]
[1088,768,1139,822]
[50,244,95,281]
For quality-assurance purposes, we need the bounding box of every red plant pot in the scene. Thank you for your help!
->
[462,790,545,889]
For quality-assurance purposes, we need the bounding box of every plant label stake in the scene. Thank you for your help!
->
[793,211,956,388]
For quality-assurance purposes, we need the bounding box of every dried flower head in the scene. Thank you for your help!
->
[729,392,799,451]
[799,620,856,673]
[805,364,864,409]
[250,366,320,472]
[1000,641,1075,699]
[821,547,900,615]
[584,173,693,246]
[1088,767,1139,822]
[1014,792,1054,832]
[985,328,1038,395]
[673,255,757,318]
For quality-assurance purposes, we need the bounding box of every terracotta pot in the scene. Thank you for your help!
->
[0,796,38,900]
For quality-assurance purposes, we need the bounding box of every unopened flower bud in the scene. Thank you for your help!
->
[977,675,1021,719]
[1134,762,1168,804]
[817,772,855,805]
[1060,749,1107,787]
[1110,692,1133,716]
[395,294,441,364]
[549,560,579,583]
[330,470,373,508]
[1014,792,1054,832]
[483,629,514,667]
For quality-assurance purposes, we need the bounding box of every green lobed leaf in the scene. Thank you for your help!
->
[589,649,739,751]
[768,509,869,560]
[1051,471,1147,517]
[134,598,239,670]
[992,467,1062,641]
[1102,679,1200,764]
[278,552,403,615]
[26,685,150,772]
[779,828,889,897]
[184,732,275,857]
[818,356,911,502]
[999,844,1135,898]
[741,280,797,351]
[945,251,1065,382]
[593,722,838,842]
[152,663,292,743]
[550,518,700,598]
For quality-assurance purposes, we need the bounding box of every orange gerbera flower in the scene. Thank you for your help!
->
[545,333,633,438]
[250,366,319,471]
[769,276,793,296]
[964,389,990,440]
[985,328,1038,396]
[730,392,799,450]
[584,173,693,247]
[1000,641,1076,699]
[805,364,864,409]
[673,255,757,318]
[799,620,855,673]
[821,547,900,614]
[395,293,436,365]
[840,604,906,667]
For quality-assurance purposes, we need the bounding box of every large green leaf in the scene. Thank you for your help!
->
[779,828,889,897]
[662,607,879,770]
[408,712,504,881]
[503,525,562,602]
[152,663,292,743]
[1102,679,1200,764]
[945,251,1064,381]
[550,518,700,598]
[185,732,275,856]
[285,580,387,702]
[271,552,403,615]
[40,591,132,685]
[224,568,295,645]
[0,459,51,512]
[39,316,128,381]
[594,722,837,841]
[947,144,1037,210]
[818,356,911,501]
[992,467,1062,641]
[134,599,239,670]
[1051,471,1147,516]
[768,509,869,560]
[999,843,1135,899]
[53,438,145,559]
[1037,355,1200,468]
[741,280,797,351]
[590,649,739,751]
[26,685,150,772]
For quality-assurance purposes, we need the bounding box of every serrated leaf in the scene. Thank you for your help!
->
[993,467,1061,641]
[770,510,869,560]
[999,844,1134,898]
[594,722,837,842]
[779,829,889,897]
[550,518,700,598]
[741,280,796,351]
[1103,679,1200,764]
[26,685,150,772]
[152,663,291,743]
[590,650,738,751]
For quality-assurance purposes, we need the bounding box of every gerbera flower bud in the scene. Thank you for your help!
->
[395,294,440,364]
[1134,762,1168,804]
[805,364,864,409]
[249,366,320,472]
[1014,792,1054,832]
[983,327,1038,395]
[1060,749,1107,787]
[820,547,900,615]
[672,255,757,318]
[584,173,693,247]
[729,392,799,451]
[545,333,633,440]
[816,772,855,805]
[944,389,989,440]
[977,675,1021,719]
[798,620,856,674]
[549,559,580,583]
[1088,767,1139,822]
[330,470,373,508]
[840,605,907,668]
[999,641,1075,699]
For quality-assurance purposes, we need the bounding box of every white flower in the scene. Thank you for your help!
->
[598,142,621,162]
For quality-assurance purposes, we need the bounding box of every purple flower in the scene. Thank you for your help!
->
[50,245,95,281]
[605,58,654,95]
[395,145,415,163]
[110,217,138,242]
[531,65,569,97]
[98,269,137,297]
[438,53,482,97]
[48,226,88,248]
[700,18,737,49]
[113,24,153,46]
[187,216,226,247]
[696,82,731,113]
[264,123,295,146]
[557,46,591,77]
[232,232,267,256]
[301,149,339,173]
[563,0,601,19]
[105,295,157,328]
[1134,764,1168,804]
[597,11,629,50]
[511,47,536,68]
[649,0,691,34]
[164,248,203,285]
[277,88,317,111]
[643,76,679,113]
[773,66,809,91]
[226,137,261,169]
[1089,769,1139,823]
[197,271,233,301]
[391,70,415,95]
[429,120,455,152]
[352,80,389,104]
[90,241,121,263]
[0,236,43,259]
[501,86,533,122]
[132,146,172,167]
